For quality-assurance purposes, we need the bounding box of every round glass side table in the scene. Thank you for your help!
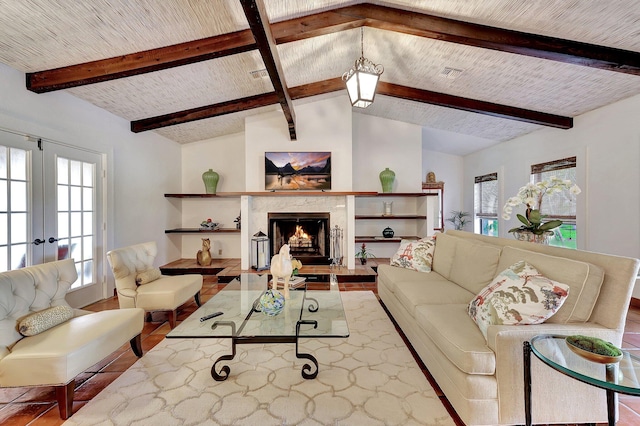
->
[524,334,640,426]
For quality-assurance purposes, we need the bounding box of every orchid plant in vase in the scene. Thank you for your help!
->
[503,176,581,241]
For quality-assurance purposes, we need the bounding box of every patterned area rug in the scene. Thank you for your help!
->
[64,291,453,425]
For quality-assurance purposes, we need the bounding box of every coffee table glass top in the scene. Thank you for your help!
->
[166,274,349,339]
[531,334,640,395]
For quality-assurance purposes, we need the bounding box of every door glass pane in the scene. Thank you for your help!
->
[58,185,68,211]
[10,181,27,211]
[10,212,27,242]
[0,181,6,210]
[10,148,26,181]
[58,238,71,260]
[0,247,6,271]
[57,156,96,288]
[11,244,26,270]
[0,213,6,244]
[0,148,6,179]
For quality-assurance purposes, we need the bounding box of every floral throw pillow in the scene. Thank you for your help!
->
[467,261,570,339]
[390,236,436,272]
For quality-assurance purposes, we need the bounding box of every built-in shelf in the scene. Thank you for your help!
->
[355,215,427,220]
[356,192,433,197]
[165,228,240,234]
[165,191,378,198]
[355,236,419,243]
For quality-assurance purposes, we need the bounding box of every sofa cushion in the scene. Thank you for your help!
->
[415,304,496,375]
[497,246,604,323]
[431,233,458,279]
[390,237,436,272]
[395,279,476,318]
[18,305,74,336]
[377,264,434,294]
[468,261,570,339]
[449,238,502,295]
[136,268,161,285]
[135,274,202,310]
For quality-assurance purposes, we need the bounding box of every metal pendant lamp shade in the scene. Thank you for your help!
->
[342,28,384,108]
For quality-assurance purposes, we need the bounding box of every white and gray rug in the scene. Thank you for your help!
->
[64,291,453,425]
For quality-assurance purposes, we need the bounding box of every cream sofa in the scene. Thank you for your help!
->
[378,230,640,426]
[0,258,144,419]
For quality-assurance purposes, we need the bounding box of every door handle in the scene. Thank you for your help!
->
[48,237,59,243]
[32,238,45,245]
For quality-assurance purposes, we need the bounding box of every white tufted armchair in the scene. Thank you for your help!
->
[0,258,144,419]
[107,241,203,328]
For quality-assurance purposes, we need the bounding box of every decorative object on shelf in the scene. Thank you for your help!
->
[270,244,292,300]
[382,227,395,238]
[565,335,623,364]
[329,225,343,267]
[291,258,302,276]
[503,176,581,243]
[196,238,212,266]
[259,289,285,316]
[446,211,471,230]
[355,243,375,265]
[383,201,393,216]
[199,218,219,230]
[342,27,384,108]
[251,231,270,272]
[379,167,395,193]
[202,169,220,194]
[234,213,241,229]
[426,172,436,183]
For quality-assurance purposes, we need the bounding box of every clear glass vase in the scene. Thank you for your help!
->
[513,230,554,244]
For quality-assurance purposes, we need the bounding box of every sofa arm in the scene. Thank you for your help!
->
[487,323,620,424]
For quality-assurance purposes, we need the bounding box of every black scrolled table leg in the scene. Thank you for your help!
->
[305,297,319,312]
[296,320,319,379]
[523,341,532,426]
[210,321,237,381]
[605,364,617,426]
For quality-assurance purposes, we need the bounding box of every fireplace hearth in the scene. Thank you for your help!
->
[268,212,330,265]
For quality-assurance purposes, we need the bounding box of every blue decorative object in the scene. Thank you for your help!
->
[259,289,285,316]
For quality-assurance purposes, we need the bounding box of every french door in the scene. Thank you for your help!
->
[0,129,105,307]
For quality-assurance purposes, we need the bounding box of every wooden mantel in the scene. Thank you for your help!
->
[164,192,434,198]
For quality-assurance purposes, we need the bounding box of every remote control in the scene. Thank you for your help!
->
[200,311,223,322]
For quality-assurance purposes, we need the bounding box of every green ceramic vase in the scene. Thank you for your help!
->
[202,169,220,194]
[379,167,395,193]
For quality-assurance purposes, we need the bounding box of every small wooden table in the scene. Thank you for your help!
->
[524,334,640,425]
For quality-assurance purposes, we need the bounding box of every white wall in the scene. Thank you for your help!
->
[245,96,353,191]
[0,63,182,295]
[464,92,640,296]
[422,148,464,230]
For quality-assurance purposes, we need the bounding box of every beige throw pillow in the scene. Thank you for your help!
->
[18,305,74,336]
[136,268,162,285]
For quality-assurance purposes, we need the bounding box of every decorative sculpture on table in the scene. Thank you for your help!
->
[270,244,292,300]
[196,238,212,266]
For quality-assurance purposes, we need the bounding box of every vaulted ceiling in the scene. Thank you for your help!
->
[1,1,639,155]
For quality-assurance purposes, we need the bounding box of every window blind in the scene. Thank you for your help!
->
[474,172,498,217]
[531,157,577,218]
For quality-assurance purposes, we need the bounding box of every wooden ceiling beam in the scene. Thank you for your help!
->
[377,82,573,129]
[132,77,568,132]
[26,30,257,93]
[241,0,296,140]
[131,78,344,133]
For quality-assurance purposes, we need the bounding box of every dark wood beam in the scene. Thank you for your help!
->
[240,0,296,140]
[26,3,640,94]
[26,30,257,93]
[342,4,640,76]
[131,92,279,133]
[377,82,573,129]
[132,77,568,132]
[131,78,344,133]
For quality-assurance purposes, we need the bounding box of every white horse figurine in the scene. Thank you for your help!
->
[270,244,292,299]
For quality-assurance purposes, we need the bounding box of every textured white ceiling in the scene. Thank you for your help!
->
[0,0,638,155]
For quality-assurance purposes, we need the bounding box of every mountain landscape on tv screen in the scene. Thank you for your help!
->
[265,152,331,190]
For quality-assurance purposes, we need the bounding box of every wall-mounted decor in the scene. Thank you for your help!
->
[265,152,331,190]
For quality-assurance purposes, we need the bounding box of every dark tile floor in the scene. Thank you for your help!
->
[1,276,638,425]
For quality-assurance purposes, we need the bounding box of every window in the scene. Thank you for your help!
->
[474,172,498,236]
[0,145,29,271]
[531,157,577,249]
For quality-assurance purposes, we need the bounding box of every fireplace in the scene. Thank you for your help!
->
[268,212,330,264]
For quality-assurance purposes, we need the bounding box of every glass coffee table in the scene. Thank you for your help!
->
[524,334,640,426]
[167,274,349,381]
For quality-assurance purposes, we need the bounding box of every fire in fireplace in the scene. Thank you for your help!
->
[268,213,330,264]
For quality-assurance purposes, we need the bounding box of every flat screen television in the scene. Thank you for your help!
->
[265,152,331,191]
